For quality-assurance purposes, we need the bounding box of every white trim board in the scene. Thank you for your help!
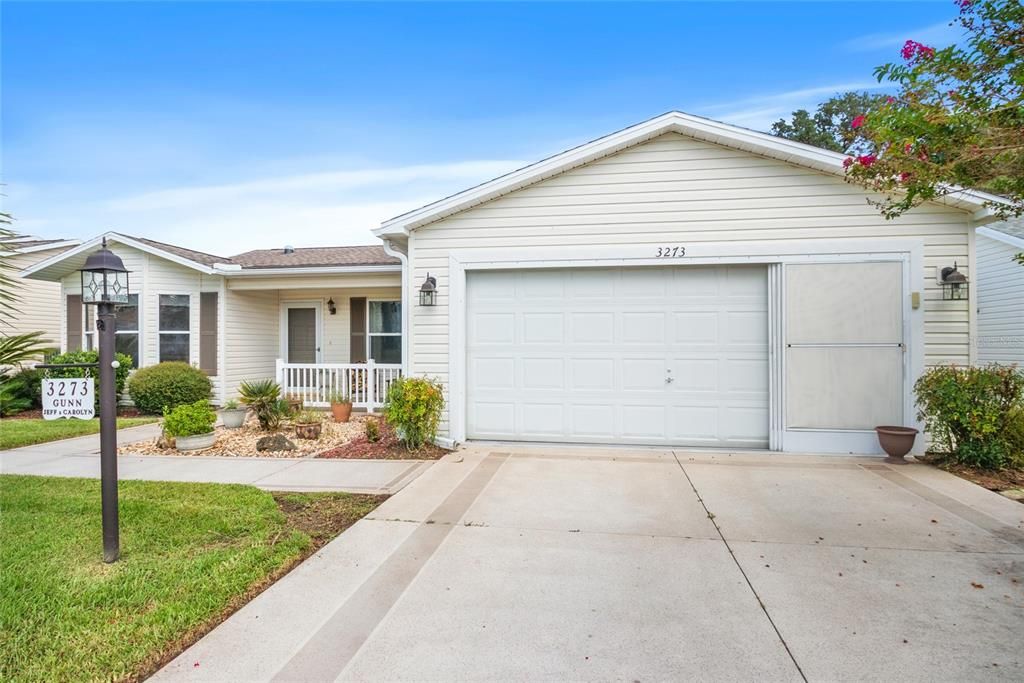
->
[977,226,1024,250]
[444,238,926,455]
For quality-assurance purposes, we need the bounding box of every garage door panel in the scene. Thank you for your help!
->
[467,266,769,447]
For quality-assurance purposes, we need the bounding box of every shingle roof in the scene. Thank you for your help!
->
[127,235,234,266]
[988,217,1024,240]
[228,245,398,269]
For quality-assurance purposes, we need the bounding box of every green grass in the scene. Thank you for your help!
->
[0,418,158,450]
[0,475,384,682]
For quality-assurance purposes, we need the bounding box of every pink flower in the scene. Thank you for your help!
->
[899,172,913,182]
[843,157,854,169]
[904,143,914,153]
[901,40,936,61]
[851,115,866,129]
[886,96,897,104]
[857,154,877,167]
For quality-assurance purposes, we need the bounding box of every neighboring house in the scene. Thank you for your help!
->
[20,234,402,406]
[2,237,81,348]
[373,111,1009,455]
[975,218,1024,368]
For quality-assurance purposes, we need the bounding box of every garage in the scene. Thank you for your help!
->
[466,265,769,448]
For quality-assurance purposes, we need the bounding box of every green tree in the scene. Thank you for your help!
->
[771,91,889,153]
[844,0,1023,234]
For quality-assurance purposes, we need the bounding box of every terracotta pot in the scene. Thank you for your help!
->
[287,399,303,415]
[331,402,353,423]
[875,426,919,463]
[295,422,322,440]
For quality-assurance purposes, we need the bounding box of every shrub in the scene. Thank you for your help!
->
[0,381,31,417]
[239,379,285,430]
[44,350,133,413]
[162,400,217,437]
[127,362,212,415]
[914,364,1024,469]
[365,417,380,443]
[3,367,45,409]
[222,399,241,410]
[384,376,444,450]
[1007,406,1024,467]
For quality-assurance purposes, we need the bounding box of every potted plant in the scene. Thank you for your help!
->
[163,399,218,451]
[285,393,303,415]
[293,409,323,440]
[875,425,919,464]
[220,399,247,429]
[328,391,353,423]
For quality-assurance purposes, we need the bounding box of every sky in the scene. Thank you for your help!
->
[2,1,965,255]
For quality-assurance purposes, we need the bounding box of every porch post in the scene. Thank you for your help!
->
[275,358,285,393]
[366,358,376,412]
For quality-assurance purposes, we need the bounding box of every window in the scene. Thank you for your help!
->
[367,300,401,364]
[159,294,191,362]
[84,294,140,368]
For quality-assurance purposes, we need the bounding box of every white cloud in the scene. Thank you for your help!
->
[841,20,962,53]
[699,82,885,131]
[7,159,525,255]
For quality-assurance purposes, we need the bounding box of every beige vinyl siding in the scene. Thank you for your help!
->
[407,132,974,436]
[222,288,279,400]
[60,244,225,398]
[4,249,72,347]
[976,234,1024,367]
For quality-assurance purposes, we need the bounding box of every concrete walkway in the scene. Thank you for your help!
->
[0,424,432,494]
[155,446,1024,682]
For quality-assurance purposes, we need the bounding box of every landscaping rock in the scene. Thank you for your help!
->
[256,434,296,452]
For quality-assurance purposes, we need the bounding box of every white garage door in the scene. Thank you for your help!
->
[466,265,769,447]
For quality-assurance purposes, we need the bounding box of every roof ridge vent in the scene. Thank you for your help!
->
[283,245,294,255]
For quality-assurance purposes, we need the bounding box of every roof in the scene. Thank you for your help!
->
[1,237,82,255]
[376,110,1011,236]
[229,245,398,269]
[19,231,400,281]
[978,217,1024,250]
[129,235,233,266]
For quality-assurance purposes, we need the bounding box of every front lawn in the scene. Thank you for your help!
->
[0,417,158,450]
[0,475,385,682]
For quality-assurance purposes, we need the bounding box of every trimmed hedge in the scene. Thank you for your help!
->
[128,362,212,415]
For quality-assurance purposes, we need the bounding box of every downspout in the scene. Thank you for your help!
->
[381,238,410,376]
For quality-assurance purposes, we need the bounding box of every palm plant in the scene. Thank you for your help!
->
[1,215,57,368]
[238,379,285,430]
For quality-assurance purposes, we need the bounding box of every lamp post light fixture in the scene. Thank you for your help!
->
[81,238,130,563]
[419,273,437,306]
[940,262,969,301]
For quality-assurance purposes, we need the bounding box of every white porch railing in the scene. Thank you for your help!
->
[275,359,402,410]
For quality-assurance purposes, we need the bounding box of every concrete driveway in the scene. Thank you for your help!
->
[157,447,1024,682]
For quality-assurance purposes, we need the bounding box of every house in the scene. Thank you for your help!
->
[21,111,1012,455]
[20,233,403,408]
[373,111,1008,455]
[2,236,81,348]
[975,218,1024,368]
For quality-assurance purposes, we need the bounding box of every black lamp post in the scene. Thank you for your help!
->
[80,238,130,563]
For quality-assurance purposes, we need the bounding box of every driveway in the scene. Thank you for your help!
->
[156,447,1024,682]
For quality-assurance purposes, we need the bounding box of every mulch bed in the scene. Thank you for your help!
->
[920,454,1024,499]
[318,419,449,460]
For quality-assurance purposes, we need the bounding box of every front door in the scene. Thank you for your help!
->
[284,303,320,364]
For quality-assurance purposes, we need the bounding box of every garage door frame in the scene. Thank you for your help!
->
[445,238,924,454]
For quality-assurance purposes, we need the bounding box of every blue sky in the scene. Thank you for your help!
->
[3,1,964,254]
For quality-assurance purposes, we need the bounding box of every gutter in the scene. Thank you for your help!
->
[215,264,402,276]
[381,239,410,376]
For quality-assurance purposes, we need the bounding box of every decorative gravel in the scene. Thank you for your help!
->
[119,413,371,458]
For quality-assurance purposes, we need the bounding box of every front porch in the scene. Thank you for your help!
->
[275,359,402,410]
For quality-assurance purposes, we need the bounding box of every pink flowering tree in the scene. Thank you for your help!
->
[844,0,1023,235]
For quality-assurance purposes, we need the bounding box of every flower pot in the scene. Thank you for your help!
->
[286,399,303,415]
[875,426,919,463]
[220,408,247,429]
[295,422,322,440]
[175,431,216,451]
[331,402,353,423]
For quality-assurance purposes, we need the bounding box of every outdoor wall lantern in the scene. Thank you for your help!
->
[419,273,437,306]
[327,298,337,315]
[80,238,130,304]
[940,262,969,301]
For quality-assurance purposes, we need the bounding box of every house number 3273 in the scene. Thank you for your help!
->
[656,246,686,258]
